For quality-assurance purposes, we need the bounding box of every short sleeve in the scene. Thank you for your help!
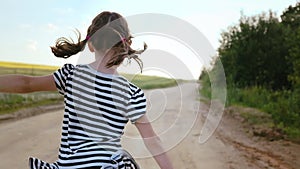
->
[53,64,75,95]
[127,87,147,123]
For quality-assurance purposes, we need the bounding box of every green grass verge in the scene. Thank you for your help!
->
[199,76,300,141]
[0,93,63,115]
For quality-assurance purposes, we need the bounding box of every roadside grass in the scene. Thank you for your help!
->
[0,93,63,115]
[199,78,300,142]
[226,86,300,141]
[239,110,274,127]
[0,61,180,115]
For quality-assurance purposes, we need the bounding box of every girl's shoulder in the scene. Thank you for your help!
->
[59,63,76,72]
[61,64,143,92]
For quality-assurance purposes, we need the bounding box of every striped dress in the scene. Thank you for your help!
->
[29,64,146,169]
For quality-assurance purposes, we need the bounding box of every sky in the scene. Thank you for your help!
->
[0,0,298,79]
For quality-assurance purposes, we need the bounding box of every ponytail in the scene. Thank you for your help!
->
[51,30,87,58]
[51,11,147,73]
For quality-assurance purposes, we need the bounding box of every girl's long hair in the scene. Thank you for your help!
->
[50,11,147,71]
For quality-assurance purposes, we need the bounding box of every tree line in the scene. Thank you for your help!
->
[200,2,300,139]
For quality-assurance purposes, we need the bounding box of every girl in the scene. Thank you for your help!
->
[0,11,174,169]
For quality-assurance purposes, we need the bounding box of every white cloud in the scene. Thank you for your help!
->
[26,40,38,52]
[47,23,59,32]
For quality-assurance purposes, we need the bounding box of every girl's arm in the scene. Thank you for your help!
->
[0,74,57,93]
[134,115,174,169]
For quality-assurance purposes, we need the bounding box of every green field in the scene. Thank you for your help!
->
[0,61,179,115]
[0,61,59,76]
[123,74,180,90]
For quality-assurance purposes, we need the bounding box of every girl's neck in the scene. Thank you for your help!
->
[89,52,118,75]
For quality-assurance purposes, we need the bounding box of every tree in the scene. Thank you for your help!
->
[281,2,300,90]
[218,11,292,90]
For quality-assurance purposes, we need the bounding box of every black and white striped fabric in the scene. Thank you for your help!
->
[29,64,146,169]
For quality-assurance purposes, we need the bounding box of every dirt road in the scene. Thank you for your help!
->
[0,82,298,169]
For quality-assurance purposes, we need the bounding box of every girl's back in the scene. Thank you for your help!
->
[31,63,146,168]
